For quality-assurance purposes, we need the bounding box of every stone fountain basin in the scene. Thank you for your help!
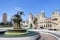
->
[0,31,40,40]
[4,29,27,35]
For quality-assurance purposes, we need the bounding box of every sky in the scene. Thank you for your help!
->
[0,0,60,22]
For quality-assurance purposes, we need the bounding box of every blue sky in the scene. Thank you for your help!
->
[0,0,60,22]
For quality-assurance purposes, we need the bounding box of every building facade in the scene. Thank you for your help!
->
[28,9,60,30]
[51,9,60,30]
[36,10,53,29]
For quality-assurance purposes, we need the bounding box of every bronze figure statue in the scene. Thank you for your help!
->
[13,11,24,29]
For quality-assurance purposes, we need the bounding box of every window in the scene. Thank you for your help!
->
[48,24,49,27]
[50,24,52,27]
[44,25,45,27]
[46,24,47,27]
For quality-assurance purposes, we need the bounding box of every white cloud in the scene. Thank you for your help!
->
[15,7,24,11]
[7,16,11,22]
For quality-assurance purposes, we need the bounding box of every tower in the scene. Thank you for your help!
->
[28,12,33,28]
[40,10,45,17]
[3,13,7,24]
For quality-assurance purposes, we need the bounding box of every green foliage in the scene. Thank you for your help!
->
[0,22,13,27]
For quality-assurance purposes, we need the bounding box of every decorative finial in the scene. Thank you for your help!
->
[53,8,59,14]
[55,8,59,11]
[40,10,44,13]
[40,10,45,17]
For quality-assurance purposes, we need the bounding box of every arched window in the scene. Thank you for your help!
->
[44,25,45,27]
[46,24,47,28]
[50,24,52,27]
[48,24,49,27]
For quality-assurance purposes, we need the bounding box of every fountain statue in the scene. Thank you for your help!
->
[13,11,24,29]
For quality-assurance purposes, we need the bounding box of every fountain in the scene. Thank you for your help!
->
[5,11,27,35]
[0,11,40,40]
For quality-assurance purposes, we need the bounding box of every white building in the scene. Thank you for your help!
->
[51,9,60,30]
[27,9,60,31]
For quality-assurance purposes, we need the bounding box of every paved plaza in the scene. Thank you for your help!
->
[0,27,59,40]
[39,32,58,40]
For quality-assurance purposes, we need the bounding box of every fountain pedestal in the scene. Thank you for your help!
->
[14,23,20,29]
